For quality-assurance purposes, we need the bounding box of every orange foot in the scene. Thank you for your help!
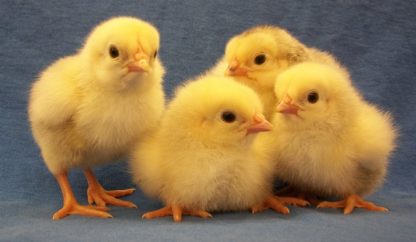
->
[276,186,321,206]
[317,194,389,215]
[84,168,137,208]
[52,171,112,220]
[251,195,310,215]
[142,205,213,222]
[53,200,112,220]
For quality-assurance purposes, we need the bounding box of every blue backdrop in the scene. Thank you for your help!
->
[1,0,415,241]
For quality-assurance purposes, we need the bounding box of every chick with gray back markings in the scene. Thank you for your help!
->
[255,62,397,214]
[209,25,347,120]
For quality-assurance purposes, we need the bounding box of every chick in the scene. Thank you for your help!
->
[28,16,165,219]
[255,62,397,214]
[130,76,307,222]
[209,25,347,120]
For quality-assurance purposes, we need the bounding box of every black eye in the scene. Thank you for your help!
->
[109,45,119,58]
[307,91,319,104]
[221,111,236,123]
[154,50,158,58]
[254,54,266,65]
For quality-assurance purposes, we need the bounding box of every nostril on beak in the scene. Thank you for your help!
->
[282,95,293,104]
[138,59,147,66]
[228,60,239,73]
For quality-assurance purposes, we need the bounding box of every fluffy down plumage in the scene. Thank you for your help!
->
[255,62,397,214]
[131,75,290,221]
[28,16,165,219]
[208,25,347,119]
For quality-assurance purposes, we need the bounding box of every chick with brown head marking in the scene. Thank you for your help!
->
[255,62,397,214]
[130,76,308,222]
[209,25,347,120]
[28,16,165,219]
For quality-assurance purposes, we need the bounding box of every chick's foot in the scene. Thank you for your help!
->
[278,196,311,207]
[84,168,137,208]
[317,194,388,214]
[251,195,308,215]
[52,171,112,220]
[53,201,111,220]
[142,205,213,222]
[276,186,321,206]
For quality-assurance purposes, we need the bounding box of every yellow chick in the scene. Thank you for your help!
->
[130,76,307,222]
[255,62,397,214]
[28,16,165,220]
[209,25,346,120]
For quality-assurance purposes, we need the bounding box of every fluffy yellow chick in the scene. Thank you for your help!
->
[255,62,397,214]
[28,16,165,219]
[209,25,346,120]
[130,76,307,222]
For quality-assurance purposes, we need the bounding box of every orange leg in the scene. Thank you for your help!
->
[142,205,213,222]
[83,168,137,208]
[251,195,310,215]
[276,186,322,206]
[52,171,112,220]
[317,194,389,215]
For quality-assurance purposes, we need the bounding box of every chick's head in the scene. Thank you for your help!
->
[81,16,161,90]
[274,62,358,127]
[166,76,272,147]
[224,26,308,89]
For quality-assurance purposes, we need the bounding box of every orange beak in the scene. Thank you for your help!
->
[276,95,302,115]
[246,113,273,135]
[225,59,248,76]
[127,50,150,73]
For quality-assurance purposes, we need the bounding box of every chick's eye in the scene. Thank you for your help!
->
[221,111,236,123]
[154,50,158,58]
[307,91,319,104]
[254,54,266,65]
[109,45,119,58]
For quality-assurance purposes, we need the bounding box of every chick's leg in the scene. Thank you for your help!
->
[276,185,321,206]
[142,205,213,222]
[317,194,388,215]
[83,168,137,208]
[52,171,112,220]
[251,195,309,215]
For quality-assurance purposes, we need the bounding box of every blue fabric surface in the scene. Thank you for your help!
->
[1,0,415,241]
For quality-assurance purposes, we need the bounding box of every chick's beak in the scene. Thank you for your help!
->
[276,95,302,115]
[246,113,273,135]
[225,59,248,76]
[127,52,151,73]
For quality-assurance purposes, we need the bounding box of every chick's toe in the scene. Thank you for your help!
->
[52,203,112,220]
[317,194,388,214]
[142,205,212,222]
[84,169,136,208]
